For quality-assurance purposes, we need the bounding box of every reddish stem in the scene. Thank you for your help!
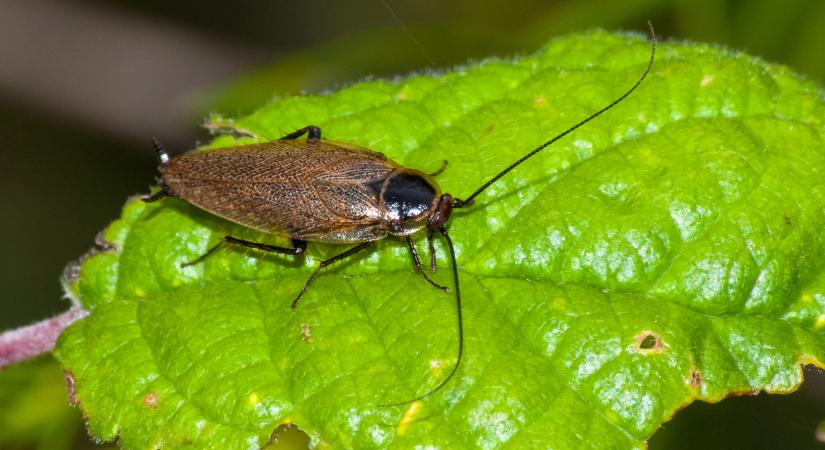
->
[0,307,88,369]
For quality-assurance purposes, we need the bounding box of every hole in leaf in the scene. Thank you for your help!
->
[264,423,310,449]
[635,331,663,352]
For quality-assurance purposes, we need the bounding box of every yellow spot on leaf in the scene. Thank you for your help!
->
[815,315,825,329]
[248,392,260,407]
[134,288,146,298]
[801,293,813,303]
[551,297,566,309]
[396,401,422,435]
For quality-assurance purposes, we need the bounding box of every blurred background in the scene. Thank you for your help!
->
[1,0,825,448]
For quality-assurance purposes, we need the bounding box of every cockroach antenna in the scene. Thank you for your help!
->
[381,22,656,407]
[453,21,656,209]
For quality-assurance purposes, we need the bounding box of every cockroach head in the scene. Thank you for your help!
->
[428,194,466,230]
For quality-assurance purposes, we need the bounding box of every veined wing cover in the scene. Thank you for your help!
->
[161,140,399,242]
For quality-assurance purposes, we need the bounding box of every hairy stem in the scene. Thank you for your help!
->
[0,307,88,369]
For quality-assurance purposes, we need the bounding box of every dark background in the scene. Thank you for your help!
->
[1,0,824,448]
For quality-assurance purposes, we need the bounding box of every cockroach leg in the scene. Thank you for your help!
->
[427,229,438,273]
[151,137,170,164]
[225,236,307,255]
[405,236,448,291]
[279,125,322,143]
[141,189,169,203]
[429,160,448,177]
[181,236,307,267]
[291,241,373,309]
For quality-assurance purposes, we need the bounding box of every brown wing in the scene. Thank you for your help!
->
[161,140,399,242]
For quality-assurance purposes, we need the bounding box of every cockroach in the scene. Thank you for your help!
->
[142,24,656,406]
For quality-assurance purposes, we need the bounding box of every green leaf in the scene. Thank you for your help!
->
[55,30,825,449]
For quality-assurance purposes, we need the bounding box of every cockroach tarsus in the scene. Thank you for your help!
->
[142,23,656,407]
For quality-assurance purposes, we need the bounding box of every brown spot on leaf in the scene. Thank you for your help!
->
[635,331,664,352]
[64,370,78,406]
[143,392,159,408]
[688,368,702,388]
[301,323,314,343]
[784,215,792,226]
[483,123,495,134]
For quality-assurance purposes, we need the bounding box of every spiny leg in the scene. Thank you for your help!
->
[279,125,321,142]
[405,236,448,291]
[427,229,438,272]
[152,137,170,164]
[291,241,373,309]
[141,189,169,203]
[140,138,172,202]
[182,236,307,267]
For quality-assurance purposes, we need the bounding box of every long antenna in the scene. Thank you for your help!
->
[380,227,463,407]
[456,22,656,207]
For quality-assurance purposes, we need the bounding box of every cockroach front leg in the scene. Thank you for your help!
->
[406,236,448,291]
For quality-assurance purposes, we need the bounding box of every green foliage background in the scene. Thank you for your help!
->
[3,0,825,449]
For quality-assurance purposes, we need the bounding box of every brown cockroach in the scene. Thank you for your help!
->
[142,24,655,406]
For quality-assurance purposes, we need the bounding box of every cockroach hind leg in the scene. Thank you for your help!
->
[224,236,307,256]
[279,125,321,142]
[181,240,225,267]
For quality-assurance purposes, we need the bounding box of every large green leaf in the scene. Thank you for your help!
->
[55,30,825,449]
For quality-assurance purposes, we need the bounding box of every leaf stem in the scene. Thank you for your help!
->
[0,307,88,369]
